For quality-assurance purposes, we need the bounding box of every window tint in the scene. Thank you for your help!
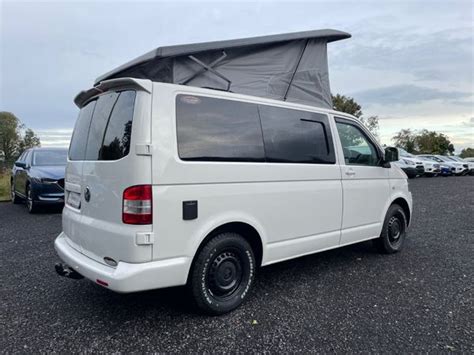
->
[33,150,68,166]
[176,95,265,162]
[100,91,136,160]
[69,100,96,160]
[259,105,335,164]
[69,90,136,161]
[335,119,379,166]
[85,92,119,160]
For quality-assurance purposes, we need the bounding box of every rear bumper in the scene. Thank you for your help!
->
[54,232,191,293]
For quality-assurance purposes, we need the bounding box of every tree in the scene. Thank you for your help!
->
[332,94,362,118]
[459,147,474,158]
[415,129,454,155]
[18,128,41,154]
[392,129,417,153]
[0,111,40,162]
[332,94,379,138]
[361,115,380,140]
[0,112,21,162]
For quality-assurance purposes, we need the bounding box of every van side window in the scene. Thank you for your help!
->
[259,105,335,164]
[100,91,136,160]
[176,95,265,162]
[335,118,379,166]
[69,100,96,160]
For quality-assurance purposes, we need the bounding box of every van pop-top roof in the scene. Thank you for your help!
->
[95,29,351,109]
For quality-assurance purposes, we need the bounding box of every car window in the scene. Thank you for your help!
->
[176,95,265,162]
[335,118,379,166]
[259,105,335,164]
[17,151,26,162]
[24,151,32,165]
[32,150,68,166]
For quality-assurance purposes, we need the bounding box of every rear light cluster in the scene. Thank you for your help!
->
[122,185,152,225]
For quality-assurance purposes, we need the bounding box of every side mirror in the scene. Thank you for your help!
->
[384,147,399,163]
[14,161,27,169]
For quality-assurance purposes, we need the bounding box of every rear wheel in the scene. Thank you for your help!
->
[11,181,22,204]
[26,185,39,213]
[374,204,407,254]
[189,232,256,315]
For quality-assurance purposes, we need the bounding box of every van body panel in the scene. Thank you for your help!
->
[150,83,343,264]
[152,179,343,264]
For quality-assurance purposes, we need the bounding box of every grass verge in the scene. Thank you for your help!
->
[0,172,11,202]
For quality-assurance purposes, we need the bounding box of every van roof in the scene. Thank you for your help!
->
[95,29,350,85]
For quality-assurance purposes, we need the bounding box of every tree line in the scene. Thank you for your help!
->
[332,94,473,158]
[0,112,41,163]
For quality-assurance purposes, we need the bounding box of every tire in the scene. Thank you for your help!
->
[374,204,408,254]
[26,185,39,213]
[189,232,256,315]
[11,181,22,204]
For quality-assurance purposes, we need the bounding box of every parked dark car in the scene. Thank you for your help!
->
[11,148,67,213]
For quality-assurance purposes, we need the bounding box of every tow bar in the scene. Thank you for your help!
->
[55,263,84,280]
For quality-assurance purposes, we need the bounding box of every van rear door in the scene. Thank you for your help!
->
[64,79,153,265]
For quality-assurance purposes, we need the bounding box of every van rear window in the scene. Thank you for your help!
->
[69,91,136,161]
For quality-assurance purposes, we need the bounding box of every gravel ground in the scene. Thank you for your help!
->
[1,176,473,353]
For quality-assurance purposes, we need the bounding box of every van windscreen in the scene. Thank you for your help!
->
[69,90,136,161]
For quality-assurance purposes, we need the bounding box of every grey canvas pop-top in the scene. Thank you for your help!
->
[94,29,351,109]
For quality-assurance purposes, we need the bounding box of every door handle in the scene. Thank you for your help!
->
[345,169,356,176]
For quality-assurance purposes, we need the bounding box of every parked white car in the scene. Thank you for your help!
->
[54,78,413,314]
[411,156,440,176]
[445,156,473,175]
[418,155,466,175]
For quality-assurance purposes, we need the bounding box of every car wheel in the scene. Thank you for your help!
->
[189,232,256,315]
[374,204,407,254]
[26,185,39,213]
[11,181,22,204]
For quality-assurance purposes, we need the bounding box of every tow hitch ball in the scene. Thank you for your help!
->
[55,263,84,280]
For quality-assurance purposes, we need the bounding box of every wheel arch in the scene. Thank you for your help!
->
[391,197,411,226]
[187,221,264,283]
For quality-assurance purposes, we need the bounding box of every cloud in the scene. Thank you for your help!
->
[463,117,474,127]
[351,84,472,106]
[35,129,72,147]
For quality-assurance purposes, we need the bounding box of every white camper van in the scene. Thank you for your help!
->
[55,30,412,314]
[55,78,412,314]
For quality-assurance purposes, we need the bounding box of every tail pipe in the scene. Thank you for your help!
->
[55,263,84,280]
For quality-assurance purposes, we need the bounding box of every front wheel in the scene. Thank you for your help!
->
[26,185,39,213]
[189,232,256,315]
[374,204,408,254]
[11,181,22,204]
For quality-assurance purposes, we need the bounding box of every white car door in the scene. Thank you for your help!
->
[333,116,390,245]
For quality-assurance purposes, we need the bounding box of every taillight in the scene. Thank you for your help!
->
[122,185,152,224]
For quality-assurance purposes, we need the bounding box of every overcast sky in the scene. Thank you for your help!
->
[1,0,473,151]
